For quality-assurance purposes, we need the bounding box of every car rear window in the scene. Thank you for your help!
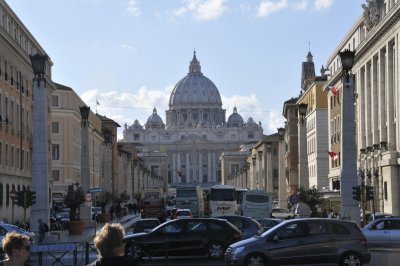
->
[331,222,351,235]
[208,221,227,231]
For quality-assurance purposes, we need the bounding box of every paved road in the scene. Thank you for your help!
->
[28,248,400,266]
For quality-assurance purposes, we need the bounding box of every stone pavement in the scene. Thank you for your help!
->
[45,213,140,244]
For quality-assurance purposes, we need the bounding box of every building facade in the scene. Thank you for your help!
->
[325,0,400,215]
[0,0,54,222]
[122,52,264,189]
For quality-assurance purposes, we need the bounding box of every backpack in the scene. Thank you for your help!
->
[44,223,49,232]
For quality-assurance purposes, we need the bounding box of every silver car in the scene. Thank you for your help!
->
[362,217,400,247]
[225,218,371,266]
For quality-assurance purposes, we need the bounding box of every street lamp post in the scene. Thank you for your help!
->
[9,188,18,223]
[80,105,92,226]
[30,53,50,233]
[339,49,360,223]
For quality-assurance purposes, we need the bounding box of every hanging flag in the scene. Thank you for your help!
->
[328,151,337,160]
[329,86,337,96]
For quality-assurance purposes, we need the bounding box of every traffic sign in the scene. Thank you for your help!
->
[85,193,92,202]
[88,187,104,194]
[10,188,18,201]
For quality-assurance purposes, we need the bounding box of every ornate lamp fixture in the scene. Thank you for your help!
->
[277,127,285,142]
[79,106,90,127]
[297,103,308,124]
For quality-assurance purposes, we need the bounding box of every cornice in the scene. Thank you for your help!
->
[355,2,400,63]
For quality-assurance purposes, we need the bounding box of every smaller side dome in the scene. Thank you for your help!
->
[145,107,165,129]
[227,107,244,128]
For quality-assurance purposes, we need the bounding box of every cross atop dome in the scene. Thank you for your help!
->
[189,50,202,74]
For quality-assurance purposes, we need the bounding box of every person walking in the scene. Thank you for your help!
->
[37,218,46,243]
[86,223,139,266]
[0,231,32,266]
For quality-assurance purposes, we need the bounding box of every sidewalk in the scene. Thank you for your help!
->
[46,213,140,243]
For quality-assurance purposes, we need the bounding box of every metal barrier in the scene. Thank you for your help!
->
[31,242,82,266]
[84,241,170,265]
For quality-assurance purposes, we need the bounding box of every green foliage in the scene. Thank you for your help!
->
[118,191,130,203]
[63,187,85,221]
[297,186,324,211]
[96,191,113,212]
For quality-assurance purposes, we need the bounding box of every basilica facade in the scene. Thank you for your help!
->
[122,52,264,186]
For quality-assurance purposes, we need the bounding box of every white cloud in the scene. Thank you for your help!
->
[80,86,173,140]
[257,0,288,17]
[294,0,308,11]
[81,86,284,140]
[126,0,141,17]
[314,0,333,10]
[171,0,229,20]
[121,44,134,51]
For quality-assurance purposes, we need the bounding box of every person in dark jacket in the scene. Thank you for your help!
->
[86,223,138,266]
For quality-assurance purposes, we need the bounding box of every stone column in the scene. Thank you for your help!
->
[341,75,360,223]
[186,153,190,183]
[30,78,50,232]
[80,106,92,226]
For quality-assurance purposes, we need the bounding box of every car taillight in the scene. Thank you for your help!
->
[233,231,241,240]
[360,239,368,247]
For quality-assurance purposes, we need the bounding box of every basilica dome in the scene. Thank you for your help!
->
[227,107,244,128]
[145,107,165,129]
[169,52,222,109]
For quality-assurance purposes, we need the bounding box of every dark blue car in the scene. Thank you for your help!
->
[215,215,263,239]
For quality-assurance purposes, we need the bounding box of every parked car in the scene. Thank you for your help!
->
[367,213,396,223]
[174,208,193,219]
[124,218,241,260]
[225,218,371,266]
[215,215,263,239]
[270,208,294,219]
[130,218,160,233]
[254,217,282,231]
[0,223,35,258]
[362,217,400,247]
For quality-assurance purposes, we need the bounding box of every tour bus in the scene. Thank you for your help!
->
[209,184,237,217]
[235,188,249,214]
[175,186,205,217]
[239,190,273,218]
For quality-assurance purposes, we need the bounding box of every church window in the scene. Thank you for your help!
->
[181,135,185,140]
[202,135,206,139]
[248,131,254,139]
[231,134,236,140]
[151,136,156,141]
[134,134,139,141]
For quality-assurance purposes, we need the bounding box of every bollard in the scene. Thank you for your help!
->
[85,242,90,265]
[165,240,169,266]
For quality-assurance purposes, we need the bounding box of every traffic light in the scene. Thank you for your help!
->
[352,186,361,201]
[16,191,24,207]
[366,185,374,201]
[27,191,36,206]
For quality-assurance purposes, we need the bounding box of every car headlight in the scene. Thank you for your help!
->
[231,246,245,254]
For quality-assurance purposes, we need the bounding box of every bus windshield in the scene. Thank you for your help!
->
[210,188,235,201]
[246,194,270,203]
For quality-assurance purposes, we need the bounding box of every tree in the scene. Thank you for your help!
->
[297,186,324,216]
[63,187,85,221]
[96,191,113,213]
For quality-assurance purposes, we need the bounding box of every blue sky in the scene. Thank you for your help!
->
[8,0,364,139]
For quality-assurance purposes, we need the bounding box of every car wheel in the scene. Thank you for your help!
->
[340,252,363,266]
[243,253,268,266]
[207,241,224,259]
[125,243,142,260]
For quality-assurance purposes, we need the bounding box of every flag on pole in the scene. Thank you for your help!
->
[329,86,337,96]
[327,151,338,160]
